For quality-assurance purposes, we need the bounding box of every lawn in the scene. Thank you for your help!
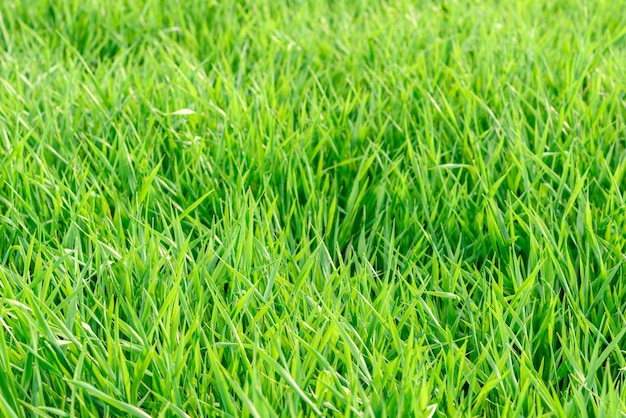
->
[1,0,626,416]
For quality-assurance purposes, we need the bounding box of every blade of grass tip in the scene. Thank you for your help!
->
[175,190,214,223]
[169,109,196,116]
[137,159,163,206]
[149,394,190,418]
[585,325,626,387]
[69,381,151,418]
[328,318,373,385]
[257,349,323,416]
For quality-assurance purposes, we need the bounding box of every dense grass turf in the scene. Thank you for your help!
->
[1,0,626,416]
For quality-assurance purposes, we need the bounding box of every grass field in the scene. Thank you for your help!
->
[1,0,626,416]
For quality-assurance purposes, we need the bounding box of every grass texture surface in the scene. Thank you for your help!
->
[1,0,626,416]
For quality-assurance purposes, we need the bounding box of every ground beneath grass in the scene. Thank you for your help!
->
[1,0,626,416]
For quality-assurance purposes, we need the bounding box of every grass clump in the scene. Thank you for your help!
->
[1,0,626,416]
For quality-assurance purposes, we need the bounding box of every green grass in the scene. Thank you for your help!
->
[1,0,625,416]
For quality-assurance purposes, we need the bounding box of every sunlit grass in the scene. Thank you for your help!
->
[1,0,626,416]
